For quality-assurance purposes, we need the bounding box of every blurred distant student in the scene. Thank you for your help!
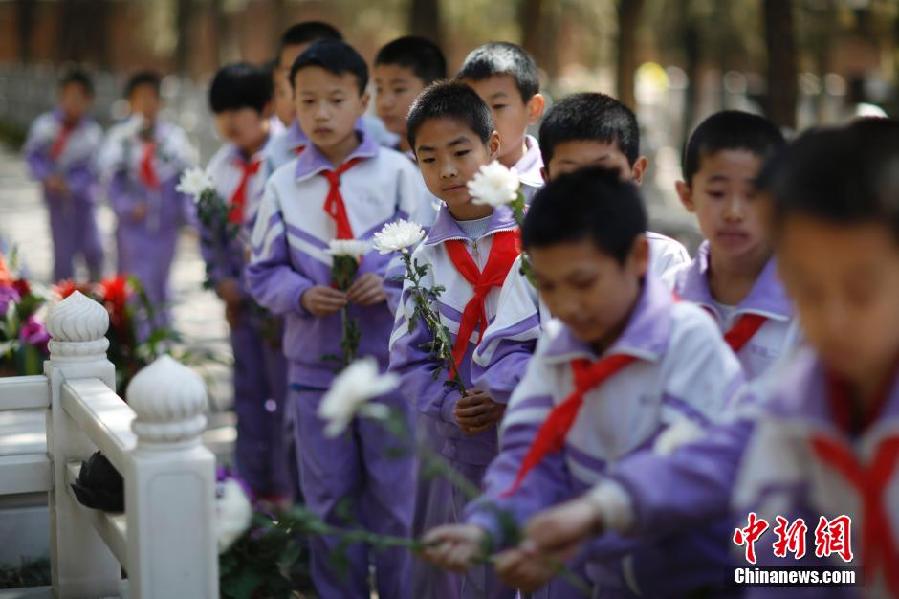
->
[203,62,290,505]
[267,21,395,171]
[672,111,794,380]
[458,42,545,201]
[98,71,196,328]
[24,69,104,282]
[374,35,447,158]
[270,21,342,142]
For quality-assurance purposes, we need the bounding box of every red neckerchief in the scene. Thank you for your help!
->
[321,157,365,239]
[444,230,519,374]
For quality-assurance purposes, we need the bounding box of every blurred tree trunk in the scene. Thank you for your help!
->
[90,0,110,69]
[408,0,443,48]
[272,0,287,50]
[681,0,700,149]
[763,0,798,129]
[616,0,645,109]
[211,0,233,65]
[174,0,193,75]
[519,0,560,83]
[57,0,108,66]
[15,0,36,64]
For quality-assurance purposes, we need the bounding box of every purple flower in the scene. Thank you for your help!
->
[0,285,20,317]
[19,317,50,354]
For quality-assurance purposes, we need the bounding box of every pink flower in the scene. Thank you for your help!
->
[19,317,50,354]
[0,285,20,317]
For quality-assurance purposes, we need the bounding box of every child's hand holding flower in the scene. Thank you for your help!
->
[421,523,489,572]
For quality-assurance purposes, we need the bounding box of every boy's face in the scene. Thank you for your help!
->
[778,217,899,387]
[463,75,544,166]
[374,64,428,139]
[530,237,648,346]
[545,141,647,184]
[414,117,500,220]
[293,66,368,149]
[676,149,771,263]
[275,42,313,125]
[214,107,271,153]
[58,83,92,122]
[129,84,162,123]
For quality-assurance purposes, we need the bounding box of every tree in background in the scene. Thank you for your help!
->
[408,0,444,49]
[616,0,645,109]
[763,0,799,128]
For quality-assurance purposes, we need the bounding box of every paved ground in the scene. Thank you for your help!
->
[0,144,237,461]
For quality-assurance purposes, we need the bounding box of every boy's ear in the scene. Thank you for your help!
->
[675,180,696,212]
[489,130,501,161]
[527,93,546,125]
[261,100,274,120]
[631,156,649,186]
[360,91,371,112]
[628,233,650,278]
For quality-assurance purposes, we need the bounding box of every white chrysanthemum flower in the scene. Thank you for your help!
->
[176,166,214,199]
[216,478,253,553]
[372,219,425,254]
[467,161,520,207]
[653,419,704,456]
[319,357,399,437]
[326,239,371,257]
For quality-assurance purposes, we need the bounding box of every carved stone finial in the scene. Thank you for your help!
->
[127,355,208,447]
[47,291,110,361]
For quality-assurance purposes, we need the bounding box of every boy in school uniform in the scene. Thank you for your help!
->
[423,167,745,597]
[247,40,421,599]
[98,71,196,328]
[24,70,104,282]
[373,35,448,231]
[203,63,290,505]
[388,81,521,599]
[267,22,397,172]
[671,111,796,380]
[472,93,690,406]
[266,21,343,170]
[518,120,899,598]
[374,35,448,160]
[457,42,545,201]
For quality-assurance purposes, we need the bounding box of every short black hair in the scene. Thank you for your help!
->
[522,166,648,265]
[208,62,273,114]
[762,118,899,243]
[456,42,539,102]
[375,36,447,85]
[59,69,94,97]
[539,93,640,167]
[683,110,785,183]
[278,21,342,55]
[125,70,162,99]
[290,39,368,95]
[406,80,494,151]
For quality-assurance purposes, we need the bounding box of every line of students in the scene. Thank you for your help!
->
[27,20,898,599]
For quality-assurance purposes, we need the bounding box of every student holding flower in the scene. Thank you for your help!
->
[198,63,290,506]
[246,39,425,599]
[387,80,524,599]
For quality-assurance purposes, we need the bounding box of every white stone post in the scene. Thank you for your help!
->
[125,355,218,599]
[45,291,121,597]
